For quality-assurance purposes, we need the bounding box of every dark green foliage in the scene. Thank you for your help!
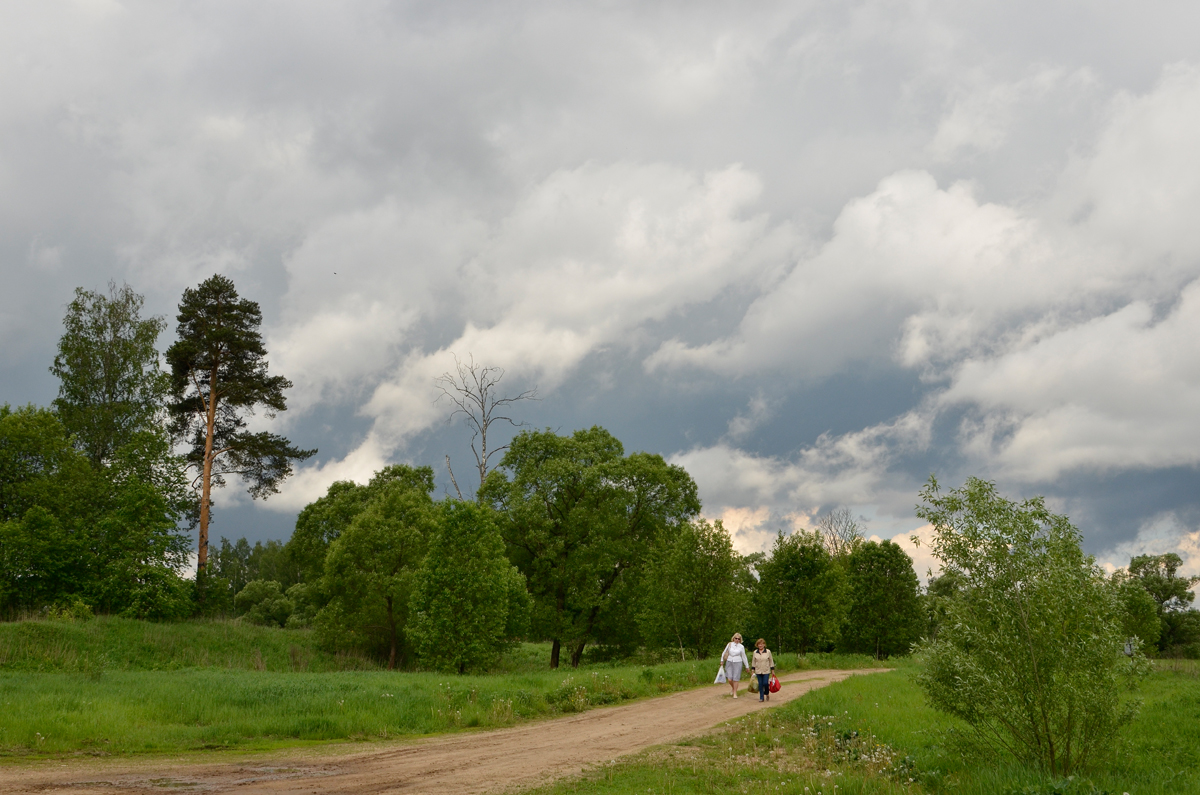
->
[287,465,432,583]
[840,540,922,659]
[1128,553,1199,655]
[408,501,529,672]
[203,537,299,616]
[284,582,322,628]
[915,476,1149,776]
[315,465,436,668]
[234,580,293,627]
[482,426,701,668]
[165,274,315,570]
[922,569,964,641]
[749,530,847,655]
[637,518,743,660]
[1112,570,1163,651]
[0,406,191,618]
[50,282,169,468]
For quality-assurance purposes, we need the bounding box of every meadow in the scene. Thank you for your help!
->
[4,617,1196,795]
[533,660,1200,795]
[0,616,883,757]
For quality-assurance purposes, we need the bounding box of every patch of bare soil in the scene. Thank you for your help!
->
[0,669,887,794]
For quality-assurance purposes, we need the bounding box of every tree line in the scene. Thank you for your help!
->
[3,278,1197,679]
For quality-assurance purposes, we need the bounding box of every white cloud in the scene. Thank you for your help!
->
[671,407,932,538]
[647,170,1066,378]
[943,280,1200,480]
[269,161,797,504]
[1100,513,1200,579]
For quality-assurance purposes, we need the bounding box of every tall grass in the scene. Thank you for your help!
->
[0,615,912,758]
[0,616,376,673]
[0,655,724,756]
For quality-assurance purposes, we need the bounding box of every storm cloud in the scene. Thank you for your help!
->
[4,1,1200,575]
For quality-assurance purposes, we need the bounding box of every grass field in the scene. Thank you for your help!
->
[532,660,1200,795]
[0,616,890,758]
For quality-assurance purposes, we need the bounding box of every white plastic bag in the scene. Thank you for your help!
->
[714,664,727,684]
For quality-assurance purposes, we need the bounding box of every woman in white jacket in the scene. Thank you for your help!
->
[720,633,749,698]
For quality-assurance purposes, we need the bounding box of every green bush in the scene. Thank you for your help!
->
[234,580,293,627]
[915,476,1150,776]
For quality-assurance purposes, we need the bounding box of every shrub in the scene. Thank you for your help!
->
[234,580,293,627]
[914,476,1150,775]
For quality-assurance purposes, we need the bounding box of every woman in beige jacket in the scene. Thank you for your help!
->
[751,638,775,702]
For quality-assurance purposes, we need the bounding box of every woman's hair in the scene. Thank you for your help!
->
[732,633,742,641]
[756,638,766,647]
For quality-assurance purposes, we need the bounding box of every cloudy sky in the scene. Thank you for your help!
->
[4,0,1200,576]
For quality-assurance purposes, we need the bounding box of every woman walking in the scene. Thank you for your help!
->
[752,638,775,702]
[720,633,749,698]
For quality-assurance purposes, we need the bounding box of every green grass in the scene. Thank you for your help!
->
[0,615,923,761]
[0,660,741,757]
[6,616,870,757]
[531,659,1200,795]
[0,616,377,673]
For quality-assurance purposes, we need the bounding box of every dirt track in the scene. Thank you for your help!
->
[0,669,887,794]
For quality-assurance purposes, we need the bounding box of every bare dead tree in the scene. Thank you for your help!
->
[816,506,863,560]
[436,354,538,498]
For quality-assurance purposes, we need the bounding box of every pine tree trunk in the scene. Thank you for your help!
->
[550,638,561,669]
[197,365,219,572]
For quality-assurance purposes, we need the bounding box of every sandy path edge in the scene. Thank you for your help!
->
[0,668,890,794]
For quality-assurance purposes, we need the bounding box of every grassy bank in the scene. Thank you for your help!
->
[0,616,377,673]
[534,660,1200,795]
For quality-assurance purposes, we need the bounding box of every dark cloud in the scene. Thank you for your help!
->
[4,2,1200,574]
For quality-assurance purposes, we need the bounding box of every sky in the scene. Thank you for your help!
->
[4,0,1200,578]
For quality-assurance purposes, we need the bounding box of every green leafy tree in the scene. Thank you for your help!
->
[1128,553,1199,654]
[166,274,315,572]
[0,405,190,617]
[316,466,435,668]
[204,537,299,616]
[288,465,435,583]
[0,405,97,614]
[1110,569,1163,651]
[90,477,193,620]
[482,426,700,668]
[408,500,530,672]
[749,530,847,655]
[50,282,169,468]
[638,518,742,660]
[922,569,965,642]
[914,476,1149,775]
[840,540,922,659]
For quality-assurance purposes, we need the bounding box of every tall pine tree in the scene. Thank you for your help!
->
[166,275,314,572]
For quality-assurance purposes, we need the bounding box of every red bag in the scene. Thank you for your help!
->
[768,675,781,693]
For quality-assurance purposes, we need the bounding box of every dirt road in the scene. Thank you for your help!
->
[0,668,887,794]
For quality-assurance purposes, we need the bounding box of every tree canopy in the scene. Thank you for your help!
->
[51,282,169,468]
[637,518,743,660]
[482,426,700,667]
[408,500,530,672]
[749,530,847,655]
[840,540,922,659]
[316,465,436,668]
